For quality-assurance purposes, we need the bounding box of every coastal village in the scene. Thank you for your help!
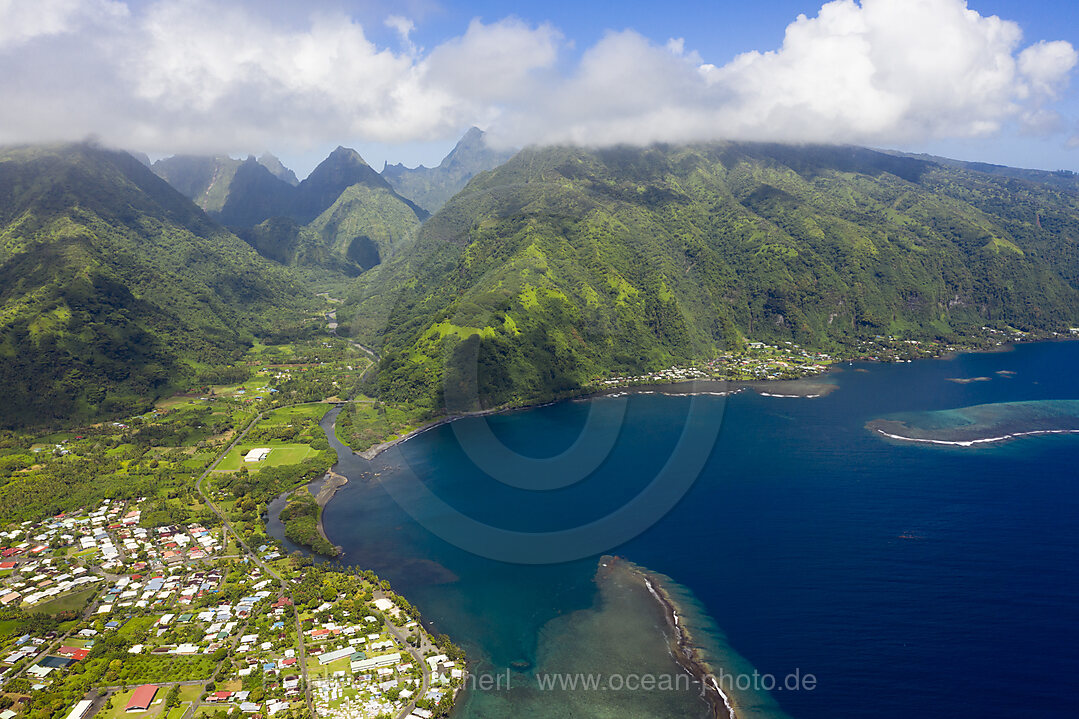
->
[0,326,1064,719]
[0,337,464,719]
[0,491,462,719]
[590,327,1055,390]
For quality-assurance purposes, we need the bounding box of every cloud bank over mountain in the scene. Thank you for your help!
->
[0,0,1074,155]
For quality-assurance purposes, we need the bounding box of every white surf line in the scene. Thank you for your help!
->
[641,575,737,719]
[876,427,1079,447]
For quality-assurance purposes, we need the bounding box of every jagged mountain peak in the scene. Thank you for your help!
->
[380,127,516,214]
[257,152,299,186]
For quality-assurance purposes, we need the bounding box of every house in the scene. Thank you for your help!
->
[352,652,401,672]
[64,700,94,719]
[317,646,358,665]
[125,684,158,712]
[243,448,271,462]
[57,646,90,661]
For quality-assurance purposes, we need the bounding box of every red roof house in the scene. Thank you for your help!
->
[125,684,158,712]
[58,646,90,661]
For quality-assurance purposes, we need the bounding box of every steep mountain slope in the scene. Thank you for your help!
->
[257,152,300,186]
[0,143,313,429]
[158,147,427,276]
[216,157,296,227]
[151,153,298,213]
[341,142,1079,413]
[382,127,516,214]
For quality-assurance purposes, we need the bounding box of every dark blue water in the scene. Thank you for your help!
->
[316,341,1079,718]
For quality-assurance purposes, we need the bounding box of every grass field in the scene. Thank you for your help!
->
[216,442,318,471]
[97,688,165,719]
[211,378,273,398]
[29,586,97,614]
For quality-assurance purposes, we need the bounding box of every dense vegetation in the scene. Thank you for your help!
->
[0,143,316,429]
[279,486,339,557]
[341,142,1079,415]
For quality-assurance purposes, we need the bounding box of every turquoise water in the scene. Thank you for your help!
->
[868,398,1079,445]
[300,341,1079,718]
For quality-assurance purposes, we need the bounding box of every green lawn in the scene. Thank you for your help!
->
[217,442,317,471]
[106,443,138,456]
[97,688,166,719]
[29,586,98,614]
[309,655,353,679]
[211,377,272,398]
[118,616,157,640]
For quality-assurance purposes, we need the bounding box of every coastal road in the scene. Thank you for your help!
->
[374,591,431,719]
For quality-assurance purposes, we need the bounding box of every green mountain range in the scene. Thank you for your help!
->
[339,142,1079,414]
[382,127,516,214]
[0,143,313,429]
[156,147,427,276]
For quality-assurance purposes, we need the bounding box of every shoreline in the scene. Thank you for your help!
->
[602,556,735,719]
[344,335,1078,462]
[351,375,839,462]
[313,470,348,548]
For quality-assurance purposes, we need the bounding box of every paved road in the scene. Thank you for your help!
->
[373,591,433,719]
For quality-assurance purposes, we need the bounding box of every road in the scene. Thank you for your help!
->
[194,404,316,716]
[373,592,432,719]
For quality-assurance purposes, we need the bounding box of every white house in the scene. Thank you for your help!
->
[244,448,271,462]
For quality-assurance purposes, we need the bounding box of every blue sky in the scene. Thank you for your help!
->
[2,0,1078,176]
[383,0,1079,173]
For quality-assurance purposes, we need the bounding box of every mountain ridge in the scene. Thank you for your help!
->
[0,142,314,428]
[155,146,428,275]
[340,141,1079,414]
[382,127,516,214]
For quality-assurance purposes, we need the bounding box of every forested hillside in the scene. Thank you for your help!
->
[340,142,1079,414]
[0,143,314,428]
[155,147,426,276]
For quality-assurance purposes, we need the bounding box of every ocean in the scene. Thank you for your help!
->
[301,340,1079,718]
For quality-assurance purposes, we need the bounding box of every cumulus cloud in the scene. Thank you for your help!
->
[0,0,127,47]
[492,0,1078,147]
[0,0,1073,156]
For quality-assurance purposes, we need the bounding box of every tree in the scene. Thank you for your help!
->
[165,685,181,708]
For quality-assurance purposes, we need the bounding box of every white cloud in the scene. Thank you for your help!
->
[0,0,1073,156]
[385,14,416,54]
[491,0,1078,148]
[422,18,562,103]
[1018,40,1078,98]
[0,0,127,48]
